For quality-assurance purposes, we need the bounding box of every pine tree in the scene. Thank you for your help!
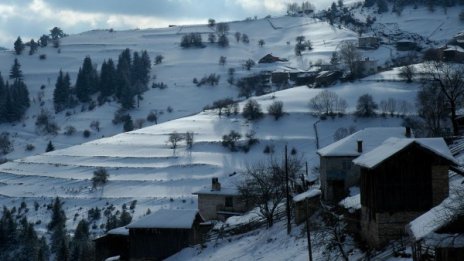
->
[54,70,71,112]
[116,49,133,108]
[9,58,23,80]
[46,141,55,152]
[14,37,25,55]
[39,34,50,47]
[75,56,98,102]
[98,59,117,99]
[29,39,38,55]
[10,78,30,120]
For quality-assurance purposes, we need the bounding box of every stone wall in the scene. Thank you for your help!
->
[197,194,246,221]
[361,206,425,248]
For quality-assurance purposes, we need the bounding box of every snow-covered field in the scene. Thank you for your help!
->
[0,2,463,260]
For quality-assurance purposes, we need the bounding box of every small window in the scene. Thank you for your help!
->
[225,196,233,207]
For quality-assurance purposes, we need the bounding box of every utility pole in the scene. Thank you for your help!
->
[285,145,291,235]
[306,199,313,261]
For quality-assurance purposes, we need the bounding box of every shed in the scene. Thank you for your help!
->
[354,137,458,247]
[193,177,249,221]
[127,209,207,261]
[94,226,129,261]
[317,127,411,203]
[258,54,287,64]
[292,189,321,225]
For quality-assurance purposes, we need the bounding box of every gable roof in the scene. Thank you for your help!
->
[317,127,408,157]
[353,137,458,169]
[193,186,239,196]
[126,209,201,229]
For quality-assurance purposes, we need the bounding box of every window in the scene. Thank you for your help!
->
[225,196,233,208]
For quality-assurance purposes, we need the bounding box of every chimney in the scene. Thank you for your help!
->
[357,140,363,153]
[405,127,412,138]
[211,177,221,191]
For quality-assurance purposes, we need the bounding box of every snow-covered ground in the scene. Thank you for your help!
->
[0,3,463,260]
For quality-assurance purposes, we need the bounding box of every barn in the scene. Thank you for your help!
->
[354,137,458,247]
[94,226,130,261]
[127,209,207,261]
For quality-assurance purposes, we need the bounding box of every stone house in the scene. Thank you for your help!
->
[353,137,458,248]
[358,36,380,49]
[317,127,411,203]
[193,177,249,220]
[126,209,209,261]
[354,57,378,75]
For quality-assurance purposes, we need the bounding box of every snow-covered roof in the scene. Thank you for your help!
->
[444,45,464,53]
[193,187,239,196]
[107,226,129,236]
[293,189,321,202]
[353,137,458,169]
[126,209,200,229]
[317,127,408,157]
[407,179,464,242]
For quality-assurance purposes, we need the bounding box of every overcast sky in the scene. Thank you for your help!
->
[0,0,335,47]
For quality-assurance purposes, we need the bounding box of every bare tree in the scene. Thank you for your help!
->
[309,90,346,116]
[185,131,194,150]
[399,64,416,83]
[417,84,449,136]
[167,132,185,152]
[267,100,285,120]
[423,61,464,135]
[338,41,361,77]
[238,155,304,227]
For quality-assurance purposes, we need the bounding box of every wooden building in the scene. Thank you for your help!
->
[442,45,464,63]
[358,36,380,49]
[396,40,418,51]
[353,137,458,248]
[127,209,207,261]
[317,127,411,203]
[258,54,287,64]
[94,226,129,261]
[193,177,249,220]
[314,70,342,87]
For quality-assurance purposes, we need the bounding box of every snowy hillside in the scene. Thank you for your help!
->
[1,2,464,260]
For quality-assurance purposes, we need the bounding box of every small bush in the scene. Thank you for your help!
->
[39,54,47,60]
[263,144,274,154]
[222,130,242,152]
[83,129,91,138]
[25,144,35,151]
[0,132,13,155]
[64,126,76,136]
[167,106,173,113]
[146,111,158,123]
[92,168,109,188]
[112,109,130,125]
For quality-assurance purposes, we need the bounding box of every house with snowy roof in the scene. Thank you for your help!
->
[193,177,249,221]
[317,127,412,203]
[126,209,208,260]
[353,137,458,247]
[407,185,464,261]
[94,226,129,261]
